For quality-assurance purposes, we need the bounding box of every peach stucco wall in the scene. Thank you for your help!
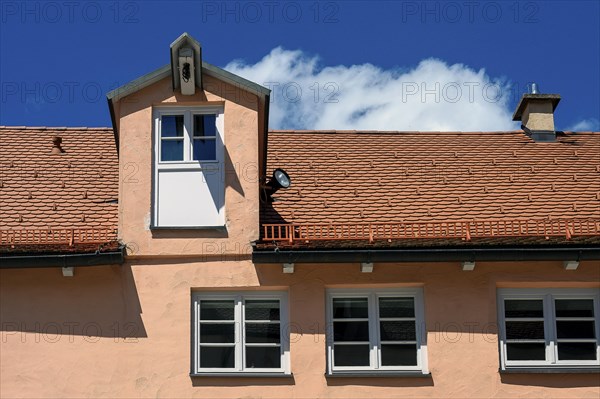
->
[1,260,599,398]
[116,74,261,257]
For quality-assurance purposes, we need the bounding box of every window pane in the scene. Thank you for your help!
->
[334,321,369,342]
[381,344,418,366]
[245,300,280,321]
[200,346,235,368]
[193,139,216,161]
[379,297,414,318]
[333,298,368,319]
[161,115,184,137]
[194,114,217,137]
[246,347,281,368]
[556,321,596,339]
[200,300,234,320]
[506,343,546,361]
[333,345,370,366]
[557,342,597,361]
[245,323,280,344]
[160,139,183,161]
[200,323,235,343]
[555,299,595,318]
[505,321,545,340]
[380,321,416,341]
[505,300,543,318]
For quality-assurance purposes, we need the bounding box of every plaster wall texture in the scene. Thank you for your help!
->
[1,260,599,398]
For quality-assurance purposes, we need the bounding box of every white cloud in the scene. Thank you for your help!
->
[566,118,599,131]
[225,47,519,131]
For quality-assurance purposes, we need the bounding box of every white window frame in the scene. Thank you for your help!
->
[152,106,225,228]
[191,291,291,375]
[497,288,600,371]
[154,106,223,166]
[326,288,428,375]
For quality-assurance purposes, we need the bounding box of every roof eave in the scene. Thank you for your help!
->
[0,247,125,269]
[252,245,600,263]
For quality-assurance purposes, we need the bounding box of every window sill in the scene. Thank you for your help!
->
[326,371,430,378]
[151,225,226,231]
[157,161,219,170]
[190,372,293,378]
[501,367,600,374]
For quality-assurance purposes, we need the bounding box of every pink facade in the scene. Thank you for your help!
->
[1,33,599,398]
[2,262,599,397]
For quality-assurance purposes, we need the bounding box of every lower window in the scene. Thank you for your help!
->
[498,288,600,371]
[326,288,428,375]
[192,291,290,375]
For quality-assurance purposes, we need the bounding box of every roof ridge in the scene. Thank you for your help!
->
[0,126,113,131]
[268,130,526,134]
[268,130,600,134]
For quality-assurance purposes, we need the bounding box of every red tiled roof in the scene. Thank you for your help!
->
[0,127,119,253]
[261,130,600,247]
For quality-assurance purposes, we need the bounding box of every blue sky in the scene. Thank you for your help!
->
[1,0,599,131]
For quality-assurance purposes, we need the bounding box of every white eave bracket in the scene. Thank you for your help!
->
[283,263,294,274]
[361,262,374,273]
[462,261,476,271]
[563,260,579,270]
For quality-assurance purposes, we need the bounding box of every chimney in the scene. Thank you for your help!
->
[512,83,561,142]
[51,136,65,154]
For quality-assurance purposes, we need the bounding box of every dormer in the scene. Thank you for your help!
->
[106,33,271,256]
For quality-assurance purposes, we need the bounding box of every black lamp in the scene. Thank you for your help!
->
[265,168,291,197]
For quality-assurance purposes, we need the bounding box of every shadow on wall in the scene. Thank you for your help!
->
[191,375,296,387]
[0,265,147,339]
[500,373,600,388]
[150,145,245,241]
[325,376,434,387]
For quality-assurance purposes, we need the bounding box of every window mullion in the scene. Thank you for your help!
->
[195,299,200,373]
[545,294,556,364]
[184,111,191,161]
[235,296,243,372]
[596,296,600,363]
[370,292,379,370]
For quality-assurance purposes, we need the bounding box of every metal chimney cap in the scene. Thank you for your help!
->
[530,82,539,94]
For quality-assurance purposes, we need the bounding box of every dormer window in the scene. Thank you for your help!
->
[158,113,219,163]
[153,106,225,228]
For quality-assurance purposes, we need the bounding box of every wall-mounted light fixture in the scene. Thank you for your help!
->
[269,168,291,190]
[262,168,291,202]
